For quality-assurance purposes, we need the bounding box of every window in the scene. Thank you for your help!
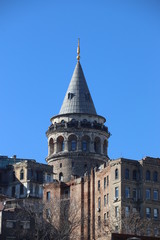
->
[59,172,63,181]
[47,191,50,201]
[146,170,150,181]
[115,187,119,199]
[125,169,129,180]
[49,138,54,155]
[154,190,158,200]
[104,195,106,207]
[60,163,62,168]
[146,207,151,218]
[115,206,119,217]
[20,221,30,229]
[6,220,16,228]
[133,188,137,201]
[36,171,42,182]
[28,169,33,179]
[154,208,158,219]
[125,187,130,198]
[72,162,74,168]
[68,92,74,99]
[107,193,109,204]
[107,211,109,218]
[104,213,107,223]
[146,189,151,200]
[154,228,159,236]
[57,136,64,152]
[62,141,64,151]
[98,197,101,209]
[82,140,87,151]
[20,169,24,180]
[104,177,106,189]
[98,216,101,228]
[133,170,137,180]
[69,137,76,151]
[107,175,109,186]
[146,228,151,236]
[125,206,130,217]
[153,171,158,182]
[98,180,100,191]
[20,184,24,195]
[115,168,118,179]
[94,137,101,154]
[47,174,51,182]
[71,140,77,151]
[81,136,90,151]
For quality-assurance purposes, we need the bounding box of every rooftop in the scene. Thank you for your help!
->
[59,41,97,115]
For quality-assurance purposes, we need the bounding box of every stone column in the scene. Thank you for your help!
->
[64,140,68,151]
[90,133,95,153]
[77,136,81,151]
[54,141,58,153]
[100,140,103,154]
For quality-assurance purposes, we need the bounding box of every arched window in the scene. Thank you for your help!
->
[61,120,65,125]
[115,169,119,179]
[71,140,77,151]
[20,169,24,180]
[68,135,77,151]
[94,137,101,154]
[57,136,64,152]
[153,171,158,182]
[49,138,54,155]
[125,169,129,180]
[133,170,137,180]
[82,140,87,151]
[146,170,151,181]
[59,172,63,181]
[81,135,90,152]
[103,140,107,155]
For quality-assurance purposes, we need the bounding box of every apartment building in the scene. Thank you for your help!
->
[42,156,160,239]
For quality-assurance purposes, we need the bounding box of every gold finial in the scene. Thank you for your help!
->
[77,38,80,61]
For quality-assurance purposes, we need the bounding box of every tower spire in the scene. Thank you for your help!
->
[77,38,80,61]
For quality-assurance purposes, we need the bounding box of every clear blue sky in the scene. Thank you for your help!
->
[0,0,160,163]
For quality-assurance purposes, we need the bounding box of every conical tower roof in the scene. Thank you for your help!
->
[59,61,97,115]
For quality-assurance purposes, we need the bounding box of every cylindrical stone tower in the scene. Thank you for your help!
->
[46,42,110,182]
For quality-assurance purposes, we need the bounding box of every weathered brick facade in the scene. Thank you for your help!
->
[43,157,160,239]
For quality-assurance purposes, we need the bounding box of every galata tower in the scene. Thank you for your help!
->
[46,40,110,182]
